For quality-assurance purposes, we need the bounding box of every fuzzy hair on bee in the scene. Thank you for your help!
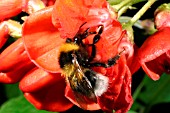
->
[58,24,123,109]
[58,42,109,108]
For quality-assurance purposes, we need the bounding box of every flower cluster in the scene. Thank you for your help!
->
[1,0,170,113]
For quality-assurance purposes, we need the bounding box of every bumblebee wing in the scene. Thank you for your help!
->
[68,68,97,109]
[72,79,97,109]
[73,88,98,109]
[73,91,90,109]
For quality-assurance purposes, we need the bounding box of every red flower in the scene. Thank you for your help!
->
[138,27,170,80]
[0,23,8,49]
[0,38,35,83]
[0,0,50,20]
[0,0,27,20]
[42,0,56,6]
[138,5,170,80]
[1,0,134,112]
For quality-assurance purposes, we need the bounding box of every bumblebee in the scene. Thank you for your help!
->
[58,25,123,109]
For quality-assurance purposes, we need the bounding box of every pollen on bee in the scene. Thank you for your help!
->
[62,64,75,77]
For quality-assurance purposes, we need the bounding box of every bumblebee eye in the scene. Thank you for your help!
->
[74,37,81,44]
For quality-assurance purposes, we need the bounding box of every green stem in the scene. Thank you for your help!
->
[132,77,145,102]
[119,16,143,29]
[117,5,130,17]
[112,0,132,11]
[126,0,157,26]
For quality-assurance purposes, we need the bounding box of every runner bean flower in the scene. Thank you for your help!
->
[0,0,47,21]
[0,0,135,113]
[138,3,170,80]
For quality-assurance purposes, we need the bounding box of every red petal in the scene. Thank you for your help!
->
[20,67,62,92]
[0,0,23,20]
[42,0,56,6]
[24,79,73,112]
[138,27,170,80]
[22,6,65,73]
[0,38,35,83]
[95,20,123,62]
[65,85,101,110]
[128,45,141,75]
[52,0,89,38]
[98,56,133,112]
[0,24,9,49]
[112,66,133,113]
[52,0,108,38]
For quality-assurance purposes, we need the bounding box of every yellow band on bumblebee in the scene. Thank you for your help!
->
[59,43,79,53]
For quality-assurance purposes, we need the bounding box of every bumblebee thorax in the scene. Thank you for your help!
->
[58,43,88,69]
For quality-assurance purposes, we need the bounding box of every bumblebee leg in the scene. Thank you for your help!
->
[88,62,107,68]
[80,25,104,44]
[88,44,96,61]
[89,48,125,68]
[88,54,120,68]
[92,25,103,44]
[88,25,104,61]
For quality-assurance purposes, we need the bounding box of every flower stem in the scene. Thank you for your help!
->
[132,77,145,101]
[112,0,132,11]
[126,0,157,26]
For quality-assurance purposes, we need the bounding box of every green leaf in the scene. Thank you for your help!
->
[0,96,58,113]
[128,110,138,113]
[4,83,22,99]
[131,74,170,113]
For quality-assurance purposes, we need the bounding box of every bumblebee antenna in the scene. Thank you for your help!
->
[118,47,126,55]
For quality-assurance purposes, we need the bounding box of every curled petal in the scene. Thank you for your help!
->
[0,38,35,83]
[0,24,9,49]
[52,0,108,38]
[20,67,63,92]
[52,0,90,38]
[22,6,65,73]
[118,32,140,74]
[138,27,170,80]
[81,4,114,29]
[24,79,73,112]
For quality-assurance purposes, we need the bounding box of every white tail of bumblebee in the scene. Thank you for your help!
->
[94,73,109,96]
